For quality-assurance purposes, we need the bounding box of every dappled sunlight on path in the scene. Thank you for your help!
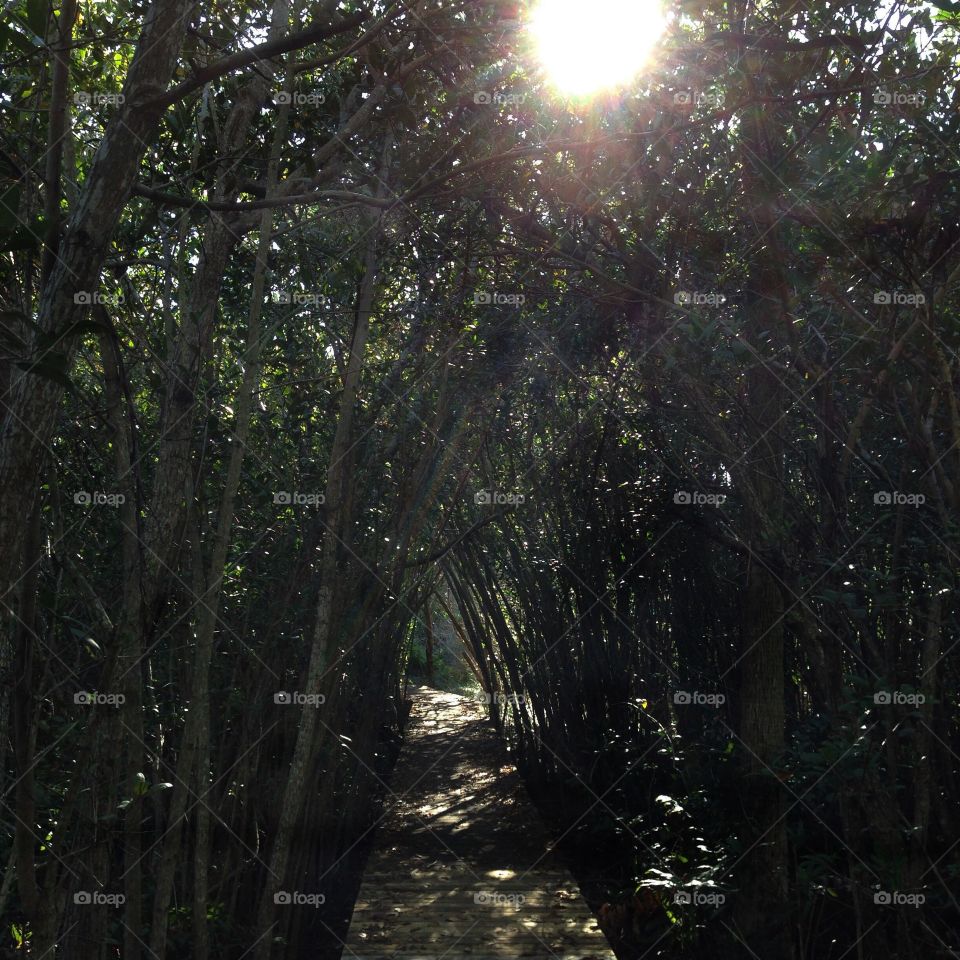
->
[343,687,615,959]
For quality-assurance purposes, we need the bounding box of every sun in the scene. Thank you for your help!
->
[529,0,667,96]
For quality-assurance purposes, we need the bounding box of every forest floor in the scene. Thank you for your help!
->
[341,685,615,958]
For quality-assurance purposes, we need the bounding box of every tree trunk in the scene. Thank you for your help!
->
[0,0,194,748]
[424,596,435,685]
[731,46,795,958]
[251,150,390,958]
[98,322,145,960]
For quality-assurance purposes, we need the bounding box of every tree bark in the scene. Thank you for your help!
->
[730,45,795,959]
[0,0,195,750]
[98,321,145,960]
[424,595,435,685]
[251,144,390,958]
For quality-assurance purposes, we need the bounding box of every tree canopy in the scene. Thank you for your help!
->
[1,0,959,957]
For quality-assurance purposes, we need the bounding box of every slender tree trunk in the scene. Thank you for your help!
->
[149,57,292,957]
[251,148,390,958]
[0,0,194,750]
[192,65,292,960]
[99,322,145,960]
[424,597,435,685]
[731,44,795,958]
[12,509,44,950]
[41,0,77,283]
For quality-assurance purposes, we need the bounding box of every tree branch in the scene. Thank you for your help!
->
[404,511,510,568]
[147,9,370,109]
[131,182,392,211]
[703,29,882,51]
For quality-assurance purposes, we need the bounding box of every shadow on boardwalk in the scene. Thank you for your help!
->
[343,686,615,959]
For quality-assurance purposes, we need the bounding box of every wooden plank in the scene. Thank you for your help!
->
[342,687,615,959]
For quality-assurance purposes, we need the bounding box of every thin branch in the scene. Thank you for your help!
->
[404,510,510,568]
[146,9,370,109]
[131,182,392,211]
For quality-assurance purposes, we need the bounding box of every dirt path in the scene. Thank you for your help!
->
[342,686,615,959]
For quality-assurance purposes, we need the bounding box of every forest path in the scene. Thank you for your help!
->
[342,685,615,959]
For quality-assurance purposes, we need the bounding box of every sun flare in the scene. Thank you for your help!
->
[530,0,667,96]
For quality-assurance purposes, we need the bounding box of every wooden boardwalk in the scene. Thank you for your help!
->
[343,686,615,959]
